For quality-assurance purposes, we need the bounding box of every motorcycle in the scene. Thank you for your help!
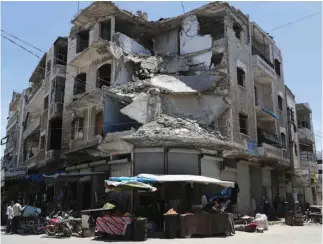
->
[18,210,46,234]
[44,211,73,237]
[66,210,82,236]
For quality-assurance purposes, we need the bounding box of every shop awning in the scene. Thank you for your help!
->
[109,174,234,188]
[43,172,106,183]
[104,180,157,192]
[43,172,106,179]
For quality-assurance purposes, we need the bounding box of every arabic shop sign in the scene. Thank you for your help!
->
[5,167,28,178]
[244,140,257,156]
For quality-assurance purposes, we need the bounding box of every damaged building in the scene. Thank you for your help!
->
[19,37,68,171]
[56,1,315,210]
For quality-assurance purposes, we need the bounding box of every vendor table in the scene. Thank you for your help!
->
[164,212,234,238]
[96,216,133,235]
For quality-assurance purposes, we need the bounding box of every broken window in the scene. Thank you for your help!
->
[239,113,248,135]
[71,118,84,140]
[280,133,286,148]
[40,135,45,150]
[233,23,242,40]
[274,59,281,76]
[76,30,89,53]
[278,95,283,111]
[237,67,245,87]
[100,20,111,41]
[95,112,104,136]
[96,64,111,89]
[44,96,49,110]
[74,73,86,95]
[47,60,51,74]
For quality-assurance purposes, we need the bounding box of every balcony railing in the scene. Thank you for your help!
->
[258,130,281,148]
[53,64,66,77]
[252,47,274,69]
[7,111,18,130]
[300,151,316,162]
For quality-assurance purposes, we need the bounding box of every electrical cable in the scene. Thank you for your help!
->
[270,11,321,32]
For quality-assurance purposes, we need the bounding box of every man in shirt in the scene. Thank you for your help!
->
[6,201,14,234]
[12,200,24,234]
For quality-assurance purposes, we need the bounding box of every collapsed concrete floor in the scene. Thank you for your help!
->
[121,114,234,150]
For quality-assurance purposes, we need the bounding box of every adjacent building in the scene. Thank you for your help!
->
[1,1,320,211]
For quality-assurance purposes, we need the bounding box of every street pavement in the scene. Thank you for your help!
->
[1,224,322,244]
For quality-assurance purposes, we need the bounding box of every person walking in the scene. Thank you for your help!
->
[6,201,14,234]
[12,200,24,234]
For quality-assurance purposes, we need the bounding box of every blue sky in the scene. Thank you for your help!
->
[1,1,322,155]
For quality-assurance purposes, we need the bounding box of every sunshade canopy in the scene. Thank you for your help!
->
[109,174,234,188]
[104,180,157,192]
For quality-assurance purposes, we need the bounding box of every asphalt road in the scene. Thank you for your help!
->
[1,224,322,244]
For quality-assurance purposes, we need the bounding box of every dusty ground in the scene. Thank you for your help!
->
[1,224,322,244]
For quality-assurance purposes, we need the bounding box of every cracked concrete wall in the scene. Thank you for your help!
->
[161,94,229,125]
[153,29,179,55]
[225,11,257,146]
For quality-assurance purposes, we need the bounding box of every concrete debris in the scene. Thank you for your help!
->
[120,92,162,124]
[122,115,232,150]
[109,74,197,97]
[150,75,196,94]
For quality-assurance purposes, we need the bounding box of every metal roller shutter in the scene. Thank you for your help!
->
[110,163,132,177]
[237,162,250,213]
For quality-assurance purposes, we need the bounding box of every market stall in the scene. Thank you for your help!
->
[103,174,235,239]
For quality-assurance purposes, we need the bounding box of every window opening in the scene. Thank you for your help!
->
[74,73,86,95]
[237,67,245,87]
[239,113,248,135]
[76,30,89,53]
[71,118,84,140]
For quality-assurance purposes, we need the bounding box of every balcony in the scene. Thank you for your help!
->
[6,111,18,130]
[23,154,38,169]
[258,130,281,148]
[69,39,115,68]
[298,127,315,143]
[257,142,285,161]
[252,48,276,84]
[22,149,45,169]
[49,102,63,119]
[300,151,317,169]
[23,115,40,139]
[52,64,66,78]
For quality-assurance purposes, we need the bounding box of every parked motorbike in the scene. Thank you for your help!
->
[44,211,73,237]
[303,208,322,224]
[66,210,82,236]
[18,210,46,234]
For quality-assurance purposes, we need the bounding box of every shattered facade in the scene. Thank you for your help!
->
[58,1,310,210]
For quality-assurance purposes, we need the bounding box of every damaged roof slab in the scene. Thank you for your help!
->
[122,114,236,151]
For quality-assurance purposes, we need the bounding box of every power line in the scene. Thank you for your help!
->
[1,31,110,90]
[1,30,45,53]
[1,35,41,59]
[270,11,321,32]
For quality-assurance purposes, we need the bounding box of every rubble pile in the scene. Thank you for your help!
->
[122,114,232,149]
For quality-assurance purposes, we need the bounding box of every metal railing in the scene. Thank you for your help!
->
[300,151,316,162]
[252,47,274,69]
